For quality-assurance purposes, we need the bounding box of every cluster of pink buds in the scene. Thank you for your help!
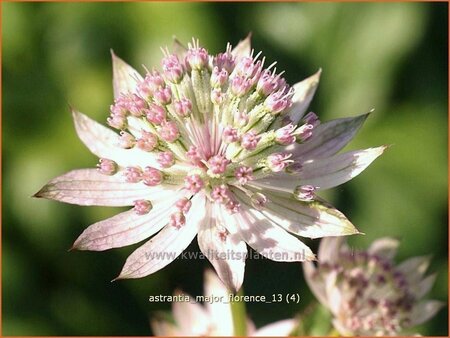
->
[108,94,146,129]
[138,70,165,99]
[169,196,193,229]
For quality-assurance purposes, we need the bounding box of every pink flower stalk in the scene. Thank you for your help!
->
[35,36,386,292]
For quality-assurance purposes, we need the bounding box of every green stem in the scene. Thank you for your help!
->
[327,327,340,336]
[230,288,247,336]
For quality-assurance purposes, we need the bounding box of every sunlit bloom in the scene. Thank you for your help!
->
[304,237,443,336]
[151,270,298,336]
[35,36,385,292]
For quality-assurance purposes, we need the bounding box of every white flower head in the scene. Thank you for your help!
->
[35,35,385,292]
[304,237,444,336]
[151,269,298,336]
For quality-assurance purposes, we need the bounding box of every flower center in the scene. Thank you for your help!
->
[101,38,321,216]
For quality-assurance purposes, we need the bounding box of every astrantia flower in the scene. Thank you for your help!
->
[303,237,443,336]
[35,36,385,292]
[151,270,298,336]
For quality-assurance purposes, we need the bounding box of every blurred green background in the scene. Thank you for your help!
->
[2,2,448,336]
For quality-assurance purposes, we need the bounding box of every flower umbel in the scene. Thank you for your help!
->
[150,270,298,336]
[303,237,443,336]
[34,36,386,292]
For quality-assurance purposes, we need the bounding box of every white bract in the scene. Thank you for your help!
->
[35,36,385,292]
[151,270,298,336]
[304,237,443,336]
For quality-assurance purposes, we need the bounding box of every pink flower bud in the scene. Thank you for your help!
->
[176,197,192,213]
[251,192,268,210]
[211,66,228,87]
[133,199,153,215]
[275,124,296,145]
[107,114,127,130]
[127,94,147,117]
[235,56,261,79]
[186,46,209,70]
[138,70,165,98]
[257,69,282,96]
[97,158,117,175]
[241,131,261,151]
[154,86,172,105]
[169,212,186,229]
[162,54,184,83]
[303,112,320,128]
[157,151,175,168]
[211,88,224,105]
[186,146,203,167]
[211,184,231,203]
[118,131,136,149]
[184,174,204,193]
[145,103,166,125]
[234,166,254,184]
[159,121,180,143]
[124,166,143,183]
[207,155,230,175]
[265,90,293,114]
[222,126,239,143]
[110,95,130,116]
[294,185,316,201]
[136,131,158,152]
[174,98,192,117]
[142,167,163,186]
[214,47,235,73]
[231,75,252,97]
[225,197,240,214]
[267,152,294,172]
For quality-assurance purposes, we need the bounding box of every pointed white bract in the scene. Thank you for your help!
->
[304,237,443,336]
[35,37,385,291]
[111,50,143,99]
[285,69,321,125]
[150,270,298,336]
